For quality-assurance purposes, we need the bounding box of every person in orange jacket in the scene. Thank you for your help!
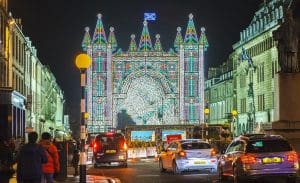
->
[39,132,60,183]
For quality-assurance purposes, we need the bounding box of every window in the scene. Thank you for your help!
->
[240,74,246,88]
[246,139,292,153]
[189,55,194,72]
[257,64,265,82]
[241,98,246,113]
[189,79,194,96]
[272,61,275,78]
[97,79,102,96]
[258,94,265,111]
[181,142,211,150]
[96,57,102,72]
[226,141,238,153]
[233,141,245,152]
[189,104,195,121]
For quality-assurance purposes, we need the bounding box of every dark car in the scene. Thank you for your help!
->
[93,132,128,168]
[218,134,299,183]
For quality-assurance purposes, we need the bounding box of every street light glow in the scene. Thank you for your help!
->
[231,110,238,117]
[204,108,210,115]
[75,53,91,69]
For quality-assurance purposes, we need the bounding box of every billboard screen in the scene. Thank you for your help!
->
[162,130,186,141]
[131,130,155,141]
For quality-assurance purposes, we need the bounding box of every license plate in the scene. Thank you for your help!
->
[105,150,116,154]
[194,160,207,165]
[262,157,282,164]
[118,155,124,160]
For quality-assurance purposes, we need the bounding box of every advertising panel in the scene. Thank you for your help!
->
[162,129,186,141]
[131,130,155,141]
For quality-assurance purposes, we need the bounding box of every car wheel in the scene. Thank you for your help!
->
[172,161,181,175]
[94,163,98,168]
[218,167,226,182]
[159,159,166,173]
[122,162,128,168]
[233,167,244,183]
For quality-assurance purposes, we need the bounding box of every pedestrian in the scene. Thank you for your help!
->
[71,144,79,177]
[15,136,24,154]
[8,137,16,153]
[0,137,15,183]
[39,132,60,183]
[17,131,48,183]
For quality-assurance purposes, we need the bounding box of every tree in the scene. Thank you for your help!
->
[117,109,136,130]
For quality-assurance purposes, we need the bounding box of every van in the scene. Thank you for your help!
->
[93,132,128,168]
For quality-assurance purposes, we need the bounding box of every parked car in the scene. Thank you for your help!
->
[93,132,128,168]
[159,139,218,174]
[218,134,299,183]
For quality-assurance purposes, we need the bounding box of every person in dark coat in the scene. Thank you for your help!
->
[0,137,15,183]
[71,143,80,177]
[17,131,48,183]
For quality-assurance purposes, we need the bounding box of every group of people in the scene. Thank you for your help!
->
[0,131,63,183]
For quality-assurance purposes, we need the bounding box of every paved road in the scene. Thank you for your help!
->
[9,158,300,183]
[87,159,218,183]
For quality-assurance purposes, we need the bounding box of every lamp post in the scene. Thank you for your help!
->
[203,108,210,139]
[75,53,91,183]
[231,110,238,137]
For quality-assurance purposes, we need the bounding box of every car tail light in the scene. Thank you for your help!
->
[287,151,298,163]
[123,142,128,150]
[178,151,186,158]
[240,154,256,164]
[93,141,100,153]
[106,132,114,136]
[211,149,217,157]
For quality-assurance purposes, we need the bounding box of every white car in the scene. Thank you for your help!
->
[159,139,218,174]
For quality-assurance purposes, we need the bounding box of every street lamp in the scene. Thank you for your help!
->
[231,109,238,137]
[75,53,91,183]
[203,108,210,139]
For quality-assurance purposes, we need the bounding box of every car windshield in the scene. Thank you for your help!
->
[181,142,211,150]
[246,139,292,153]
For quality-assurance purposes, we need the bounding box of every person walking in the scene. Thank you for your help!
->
[39,132,60,183]
[17,131,48,183]
[0,137,15,183]
[71,144,79,177]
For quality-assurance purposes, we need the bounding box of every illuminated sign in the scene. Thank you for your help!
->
[162,130,186,141]
[144,13,156,21]
[131,130,155,141]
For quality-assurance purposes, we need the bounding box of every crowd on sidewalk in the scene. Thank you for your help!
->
[0,132,80,183]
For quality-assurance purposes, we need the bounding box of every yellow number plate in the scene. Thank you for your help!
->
[118,155,124,160]
[105,150,116,153]
[194,160,207,165]
[262,157,282,164]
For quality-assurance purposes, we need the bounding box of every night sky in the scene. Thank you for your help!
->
[8,0,262,131]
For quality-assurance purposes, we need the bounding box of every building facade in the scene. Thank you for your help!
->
[82,14,209,133]
[204,0,293,135]
[0,1,66,139]
[232,0,289,134]
[205,58,236,126]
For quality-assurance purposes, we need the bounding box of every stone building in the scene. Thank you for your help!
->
[0,0,65,139]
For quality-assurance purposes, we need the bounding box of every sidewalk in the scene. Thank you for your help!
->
[9,166,121,183]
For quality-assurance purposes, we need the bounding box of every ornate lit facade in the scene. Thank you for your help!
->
[82,14,208,133]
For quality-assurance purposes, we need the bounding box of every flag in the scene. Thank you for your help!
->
[144,13,156,21]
